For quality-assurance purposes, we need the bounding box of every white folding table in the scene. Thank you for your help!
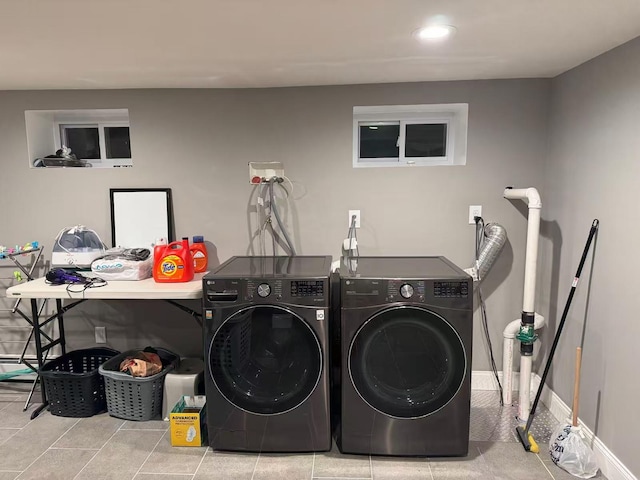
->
[5,274,205,418]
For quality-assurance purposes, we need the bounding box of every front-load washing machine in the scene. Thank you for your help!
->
[339,256,472,456]
[203,256,332,452]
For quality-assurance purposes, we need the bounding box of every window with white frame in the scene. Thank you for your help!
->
[58,123,131,161]
[55,114,131,164]
[353,104,468,168]
[25,109,132,168]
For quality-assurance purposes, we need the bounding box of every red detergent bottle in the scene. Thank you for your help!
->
[153,237,195,283]
[190,236,208,273]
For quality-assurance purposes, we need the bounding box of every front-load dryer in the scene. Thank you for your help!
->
[339,256,472,456]
[203,256,332,452]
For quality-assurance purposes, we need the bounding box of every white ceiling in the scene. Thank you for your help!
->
[2,0,640,90]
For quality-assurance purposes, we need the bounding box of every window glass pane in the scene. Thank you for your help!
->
[64,127,100,159]
[359,124,400,159]
[105,126,131,159]
[405,123,447,158]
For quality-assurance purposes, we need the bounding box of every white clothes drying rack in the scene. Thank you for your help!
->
[0,246,49,411]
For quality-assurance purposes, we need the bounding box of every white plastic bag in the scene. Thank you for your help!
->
[91,248,153,281]
[549,423,598,478]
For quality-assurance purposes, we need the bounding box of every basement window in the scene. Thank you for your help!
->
[353,104,468,168]
[59,123,131,160]
[25,109,133,168]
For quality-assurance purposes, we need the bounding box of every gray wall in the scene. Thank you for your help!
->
[543,37,640,475]
[0,81,550,367]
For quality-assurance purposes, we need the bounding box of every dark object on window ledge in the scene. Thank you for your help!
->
[34,157,92,167]
[33,146,92,168]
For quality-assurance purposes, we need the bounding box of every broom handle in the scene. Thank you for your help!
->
[572,347,582,427]
[524,219,599,433]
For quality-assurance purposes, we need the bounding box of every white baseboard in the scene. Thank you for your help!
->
[472,370,637,480]
[541,385,637,480]
[471,370,519,391]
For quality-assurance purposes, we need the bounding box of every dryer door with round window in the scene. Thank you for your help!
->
[209,305,322,415]
[349,306,466,419]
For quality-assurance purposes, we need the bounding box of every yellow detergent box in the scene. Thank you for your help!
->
[170,395,207,447]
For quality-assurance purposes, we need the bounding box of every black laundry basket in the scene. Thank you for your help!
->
[40,347,120,418]
[99,348,179,421]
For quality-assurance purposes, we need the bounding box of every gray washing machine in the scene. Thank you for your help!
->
[339,256,472,456]
[203,256,332,452]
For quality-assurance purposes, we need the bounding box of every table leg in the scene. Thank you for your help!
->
[29,298,48,419]
[56,299,66,356]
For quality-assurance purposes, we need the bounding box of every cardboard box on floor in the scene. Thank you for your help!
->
[170,395,207,447]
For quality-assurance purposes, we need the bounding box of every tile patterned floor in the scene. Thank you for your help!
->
[0,384,606,480]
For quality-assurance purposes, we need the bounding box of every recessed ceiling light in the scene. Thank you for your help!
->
[414,25,456,41]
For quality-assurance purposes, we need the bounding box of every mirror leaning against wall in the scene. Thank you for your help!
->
[25,108,132,169]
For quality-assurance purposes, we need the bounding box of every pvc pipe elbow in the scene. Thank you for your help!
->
[503,319,521,339]
[503,313,545,339]
[503,187,542,209]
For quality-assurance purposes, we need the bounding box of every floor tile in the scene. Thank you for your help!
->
[313,444,371,478]
[253,453,314,480]
[0,413,78,471]
[0,398,19,412]
[0,472,20,480]
[0,385,42,405]
[139,432,207,475]
[0,382,35,396]
[18,447,98,480]
[121,419,170,431]
[53,414,124,449]
[193,451,257,480]
[135,475,195,479]
[74,429,165,480]
[478,442,553,480]
[470,407,503,442]
[429,442,492,479]
[0,401,36,429]
[0,389,610,480]
[371,456,431,479]
[540,457,606,480]
[0,429,20,446]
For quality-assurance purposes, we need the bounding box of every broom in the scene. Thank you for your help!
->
[516,219,599,453]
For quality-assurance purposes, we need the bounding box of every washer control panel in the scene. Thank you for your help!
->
[204,278,328,306]
[342,278,470,308]
[434,281,469,298]
[291,280,324,297]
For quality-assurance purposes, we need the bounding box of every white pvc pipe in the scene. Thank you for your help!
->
[502,332,516,404]
[523,208,541,313]
[503,187,542,419]
[519,356,533,420]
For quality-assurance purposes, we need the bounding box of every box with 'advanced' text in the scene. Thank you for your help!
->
[170,396,207,447]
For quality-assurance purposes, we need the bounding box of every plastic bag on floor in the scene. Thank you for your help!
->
[549,423,598,478]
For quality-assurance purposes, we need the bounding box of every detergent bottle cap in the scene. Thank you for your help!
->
[193,236,204,243]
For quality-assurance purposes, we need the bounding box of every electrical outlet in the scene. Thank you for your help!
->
[348,210,361,228]
[469,205,482,224]
[95,326,107,344]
